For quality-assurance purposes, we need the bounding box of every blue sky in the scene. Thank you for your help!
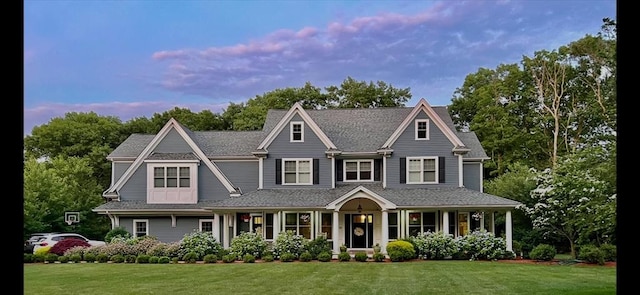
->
[23,0,616,135]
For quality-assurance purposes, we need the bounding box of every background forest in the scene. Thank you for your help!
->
[23,19,616,258]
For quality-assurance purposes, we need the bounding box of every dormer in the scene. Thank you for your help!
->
[290,121,304,142]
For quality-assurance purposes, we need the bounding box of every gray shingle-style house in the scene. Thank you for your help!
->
[93,98,521,254]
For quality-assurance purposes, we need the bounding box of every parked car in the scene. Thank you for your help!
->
[24,232,58,254]
[32,233,106,254]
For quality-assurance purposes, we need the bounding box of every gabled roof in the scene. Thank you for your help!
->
[103,118,238,197]
[382,98,466,149]
[256,102,337,151]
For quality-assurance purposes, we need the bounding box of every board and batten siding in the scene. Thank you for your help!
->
[215,161,259,193]
[120,216,214,243]
[263,114,332,189]
[386,112,459,189]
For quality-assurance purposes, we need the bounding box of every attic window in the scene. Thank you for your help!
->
[290,121,304,142]
[415,119,429,140]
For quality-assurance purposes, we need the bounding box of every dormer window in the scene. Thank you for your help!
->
[290,121,304,142]
[415,119,429,140]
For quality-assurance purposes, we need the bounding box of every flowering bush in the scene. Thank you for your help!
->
[455,230,514,261]
[49,238,91,256]
[178,230,223,260]
[273,230,307,259]
[229,231,268,259]
[411,231,458,260]
[63,246,87,259]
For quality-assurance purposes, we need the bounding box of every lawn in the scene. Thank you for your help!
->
[23,260,616,295]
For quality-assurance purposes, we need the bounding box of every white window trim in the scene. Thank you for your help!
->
[147,163,198,204]
[290,121,304,142]
[199,219,214,233]
[343,159,374,182]
[406,156,438,184]
[133,219,149,237]
[282,158,313,185]
[415,119,430,140]
[283,211,313,238]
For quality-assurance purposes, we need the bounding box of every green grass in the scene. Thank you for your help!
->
[23,260,615,295]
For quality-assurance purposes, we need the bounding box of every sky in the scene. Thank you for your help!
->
[23,0,617,136]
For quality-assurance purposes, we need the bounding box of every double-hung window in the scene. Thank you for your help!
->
[200,219,213,233]
[344,160,373,181]
[407,157,438,184]
[154,166,190,188]
[133,219,148,238]
[283,159,312,185]
[415,119,429,140]
[284,212,312,238]
[290,121,304,142]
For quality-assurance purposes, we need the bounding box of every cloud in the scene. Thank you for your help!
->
[23,101,228,136]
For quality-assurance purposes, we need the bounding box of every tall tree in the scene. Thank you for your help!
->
[325,76,411,108]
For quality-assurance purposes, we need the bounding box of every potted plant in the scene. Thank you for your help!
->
[373,243,381,254]
[340,244,347,253]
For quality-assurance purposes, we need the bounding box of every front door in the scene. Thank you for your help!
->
[345,214,373,248]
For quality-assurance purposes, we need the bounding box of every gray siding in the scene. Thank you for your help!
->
[119,216,215,243]
[263,114,332,189]
[387,111,458,188]
[198,164,233,200]
[216,161,259,193]
[113,162,133,184]
[463,162,482,192]
[119,165,148,201]
[154,129,193,153]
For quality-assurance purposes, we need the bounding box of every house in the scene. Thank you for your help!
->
[93,98,521,254]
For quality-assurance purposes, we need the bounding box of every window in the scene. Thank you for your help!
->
[321,213,332,240]
[283,159,312,185]
[407,157,437,184]
[154,166,190,188]
[133,219,148,238]
[200,219,213,233]
[290,121,304,142]
[415,119,429,140]
[388,212,398,240]
[265,213,274,240]
[284,212,312,239]
[408,212,437,236]
[344,160,373,181]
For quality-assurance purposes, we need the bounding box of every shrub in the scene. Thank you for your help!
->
[262,254,274,262]
[84,253,96,262]
[63,246,86,259]
[373,252,385,262]
[69,253,82,263]
[229,231,268,260]
[354,251,368,262]
[385,240,415,262]
[529,244,556,261]
[280,252,296,262]
[158,256,170,264]
[131,236,161,256]
[58,255,69,263]
[96,253,109,263]
[45,253,59,263]
[24,253,34,263]
[179,230,223,260]
[125,255,137,263]
[305,236,332,259]
[412,231,458,260]
[149,256,159,264]
[222,254,236,263]
[338,252,351,262]
[578,245,605,265]
[111,254,125,263]
[299,251,313,262]
[273,230,307,259]
[455,230,512,261]
[317,252,332,262]
[182,251,198,263]
[171,257,179,264]
[32,254,45,263]
[104,226,132,243]
[146,242,170,257]
[243,253,256,263]
[203,254,217,263]
[35,246,51,256]
[49,239,91,256]
[599,244,616,262]
[136,254,151,264]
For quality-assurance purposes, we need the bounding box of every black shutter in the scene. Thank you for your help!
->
[439,157,445,183]
[313,159,320,184]
[275,159,282,184]
[374,159,382,181]
[336,159,343,181]
[399,157,406,183]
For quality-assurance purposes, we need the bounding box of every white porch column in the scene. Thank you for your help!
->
[442,211,449,234]
[223,214,231,248]
[332,210,340,255]
[273,212,280,239]
[382,156,387,188]
[458,154,464,187]
[505,210,513,252]
[213,213,220,242]
[381,210,388,254]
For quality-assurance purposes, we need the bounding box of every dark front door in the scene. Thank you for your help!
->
[346,214,373,248]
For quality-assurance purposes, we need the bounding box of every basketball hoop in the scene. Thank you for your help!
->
[65,212,80,225]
